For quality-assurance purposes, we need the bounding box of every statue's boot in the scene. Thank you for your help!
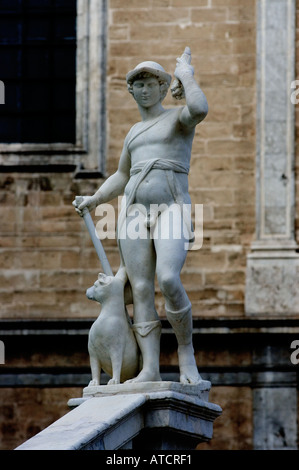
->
[165,302,202,384]
[126,320,162,383]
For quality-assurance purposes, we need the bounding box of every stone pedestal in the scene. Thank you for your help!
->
[16,381,222,450]
[246,242,299,315]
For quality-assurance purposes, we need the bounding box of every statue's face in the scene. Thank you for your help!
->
[132,76,161,108]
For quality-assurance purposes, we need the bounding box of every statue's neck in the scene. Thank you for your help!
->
[138,102,165,122]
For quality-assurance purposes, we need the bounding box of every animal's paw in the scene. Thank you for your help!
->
[107,378,120,385]
[88,379,99,386]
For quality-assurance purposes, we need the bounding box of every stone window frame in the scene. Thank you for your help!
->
[0,0,108,177]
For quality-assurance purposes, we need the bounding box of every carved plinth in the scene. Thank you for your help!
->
[69,381,221,450]
[16,381,221,450]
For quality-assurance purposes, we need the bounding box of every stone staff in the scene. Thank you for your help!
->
[74,195,114,277]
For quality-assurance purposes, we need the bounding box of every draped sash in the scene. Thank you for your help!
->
[117,158,192,248]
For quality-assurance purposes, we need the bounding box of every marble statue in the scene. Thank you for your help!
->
[86,268,141,385]
[73,47,208,385]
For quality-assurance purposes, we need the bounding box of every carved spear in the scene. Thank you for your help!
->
[74,196,114,277]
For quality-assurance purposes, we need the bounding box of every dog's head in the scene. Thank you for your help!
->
[86,268,129,304]
[86,273,115,303]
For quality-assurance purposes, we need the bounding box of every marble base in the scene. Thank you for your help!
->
[69,380,211,405]
[17,381,221,450]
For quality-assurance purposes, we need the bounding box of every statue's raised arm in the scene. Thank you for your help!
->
[173,47,208,129]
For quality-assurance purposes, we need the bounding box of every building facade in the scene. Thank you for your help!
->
[0,0,298,450]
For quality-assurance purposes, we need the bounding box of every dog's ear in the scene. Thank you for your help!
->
[98,273,108,283]
[98,272,114,286]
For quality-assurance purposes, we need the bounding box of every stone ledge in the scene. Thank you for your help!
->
[16,394,147,451]
[17,382,222,450]
[2,318,299,336]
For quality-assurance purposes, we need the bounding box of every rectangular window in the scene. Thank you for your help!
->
[0,0,77,144]
[0,0,107,175]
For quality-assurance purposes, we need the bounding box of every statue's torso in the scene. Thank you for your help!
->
[124,108,195,209]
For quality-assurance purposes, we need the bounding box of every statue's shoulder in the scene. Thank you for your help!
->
[168,105,185,120]
[125,122,140,143]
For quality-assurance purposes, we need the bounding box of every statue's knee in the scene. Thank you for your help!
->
[158,271,180,298]
[132,280,153,300]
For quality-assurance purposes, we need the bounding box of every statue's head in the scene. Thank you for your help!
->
[126,61,172,102]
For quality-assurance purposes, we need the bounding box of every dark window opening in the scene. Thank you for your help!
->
[0,0,77,144]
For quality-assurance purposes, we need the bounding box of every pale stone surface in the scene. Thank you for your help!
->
[16,385,222,450]
[15,394,146,450]
[79,380,211,401]
[255,0,296,240]
[245,0,299,316]
[246,253,299,315]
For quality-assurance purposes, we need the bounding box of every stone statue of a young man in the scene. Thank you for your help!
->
[74,49,208,385]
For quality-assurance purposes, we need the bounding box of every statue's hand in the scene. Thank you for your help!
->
[174,57,194,83]
[72,195,98,216]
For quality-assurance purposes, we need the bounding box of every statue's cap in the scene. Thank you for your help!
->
[126,61,172,86]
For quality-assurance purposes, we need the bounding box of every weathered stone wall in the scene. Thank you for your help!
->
[0,328,256,450]
[108,0,256,318]
[0,385,252,450]
[0,0,298,452]
[0,388,80,450]
[0,0,257,321]
[0,173,104,319]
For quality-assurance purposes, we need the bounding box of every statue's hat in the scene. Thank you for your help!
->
[126,61,172,86]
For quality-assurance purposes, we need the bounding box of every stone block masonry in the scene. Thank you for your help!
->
[107,0,257,318]
[0,0,257,320]
[1,0,299,452]
[0,173,107,319]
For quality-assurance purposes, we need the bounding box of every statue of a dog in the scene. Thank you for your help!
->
[86,267,140,385]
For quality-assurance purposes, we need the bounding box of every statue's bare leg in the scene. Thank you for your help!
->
[154,205,202,384]
[119,221,161,383]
